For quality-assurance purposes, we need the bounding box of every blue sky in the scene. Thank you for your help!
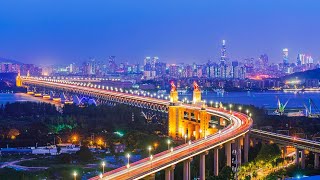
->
[0,0,319,65]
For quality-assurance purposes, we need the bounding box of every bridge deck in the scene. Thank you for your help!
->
[251,129,320,153]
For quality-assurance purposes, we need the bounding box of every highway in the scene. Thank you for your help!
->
[20,76,253,180]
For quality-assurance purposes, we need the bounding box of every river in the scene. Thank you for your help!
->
[180,91,320,110]
[1,91,320,110]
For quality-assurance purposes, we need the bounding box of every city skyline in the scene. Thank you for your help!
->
[1,1,320,180]
[0,0,320,65]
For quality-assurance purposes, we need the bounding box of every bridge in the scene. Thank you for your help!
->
[16,74,320,179]
[250,129,320,169]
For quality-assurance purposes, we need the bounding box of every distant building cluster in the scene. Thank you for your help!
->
[1,40,319,91]
[0,59,42,76]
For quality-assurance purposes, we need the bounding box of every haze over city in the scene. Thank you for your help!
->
[1,0,320,65]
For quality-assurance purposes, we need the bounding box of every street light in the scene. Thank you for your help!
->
[184,134,187,143]
[73,171,77,180]
[210,101,213,107]
[126,153,130,168]
[167,139,171,150]
[102,161,106,173]
[99,173,103,179]
[229,104,233,112]
[238,106,242,112]
[148,146,152,156]
[246,109,249,115]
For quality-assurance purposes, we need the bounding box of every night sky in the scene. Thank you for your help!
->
[0,0,319,65]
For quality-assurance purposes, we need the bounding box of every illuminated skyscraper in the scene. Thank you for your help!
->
[283,48,289,65]
[143,56,158,79]
[108,56,117,73]
[220,40,227,65]
[297,54,302,66]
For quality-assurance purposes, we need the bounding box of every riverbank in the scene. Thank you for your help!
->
[0,93,62,107]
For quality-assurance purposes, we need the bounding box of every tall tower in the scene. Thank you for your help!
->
[168,81,181,138]
[192,81,202,104]
[169,81,178,103]
[220,40,227,65]
[297,54,302,66]
[283,48,289,65]
[16,71,22,87]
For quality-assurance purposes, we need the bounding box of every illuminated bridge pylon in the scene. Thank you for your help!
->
[168,81,211,140]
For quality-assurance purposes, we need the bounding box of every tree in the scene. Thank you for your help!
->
[256,143,281,164]
[219,166,234,180]
[57,146,61,154]
[76,146,93,163]
[59,153,72,164]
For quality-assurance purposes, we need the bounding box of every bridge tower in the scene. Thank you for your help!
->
[169,81,178,103]
[168,82,182,138]
[192,81,201,104]
[16,71,22,87]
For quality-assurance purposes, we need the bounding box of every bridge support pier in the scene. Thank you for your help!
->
[199,151,208,180]
[244,133,249,163]
[165,168,171,180]
[237,137,242,166]
[214,148,219,176]
[315,153,319,169]
[225,141,232,167]
[165,165,175,180]
[295,148,299,166]
[183,158,192,180]
[170,166,175,180]
[144,173,155,180]
[281,146,287,159]
[301,150,306,169]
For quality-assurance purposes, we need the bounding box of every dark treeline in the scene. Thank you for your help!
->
[0,102,58,117]
[0,101,163,148]
[62,104,147,132]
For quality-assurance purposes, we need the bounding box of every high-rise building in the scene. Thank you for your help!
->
[231,61,239,79]
[155,62,166,77]
[297,54,303,66]
[108,56,117,73]
[283,48,289,65]
[82,59,96,75]
[306,55,314,64]
[259,54,269,69]
[220,40,227,65]
[168,64,179,77]
[143,56,158,79]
